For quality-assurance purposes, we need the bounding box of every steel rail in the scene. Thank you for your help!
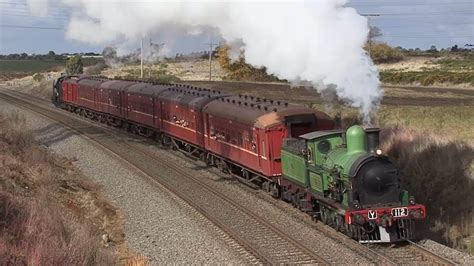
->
[0,89,330,265]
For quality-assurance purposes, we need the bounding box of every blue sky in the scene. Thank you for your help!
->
[0,0,473,55]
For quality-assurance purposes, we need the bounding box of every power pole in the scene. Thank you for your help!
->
[205,42,217,81]
[140,38,144,79]
[362,14,380,58]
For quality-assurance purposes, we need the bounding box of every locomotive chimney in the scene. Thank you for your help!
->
[364,128,381,154]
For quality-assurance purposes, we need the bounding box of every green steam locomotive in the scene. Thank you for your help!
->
[278,125,426,242]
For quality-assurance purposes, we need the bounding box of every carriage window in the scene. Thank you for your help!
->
[261,141,266,157]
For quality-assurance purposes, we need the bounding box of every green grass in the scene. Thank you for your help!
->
[310,104,474,143]
[381,56,474,86]
[380,70,474,86]
[437,58,474,70]
[0,58,102,73]
[0,59,64,73]
[378,106,474,142]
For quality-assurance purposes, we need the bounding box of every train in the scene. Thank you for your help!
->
[52,75,426,243]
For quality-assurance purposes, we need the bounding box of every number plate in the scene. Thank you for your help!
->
[392,207,408,217]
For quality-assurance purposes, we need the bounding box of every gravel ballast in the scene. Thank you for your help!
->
[2,89,473,264]
[0,97,245,264]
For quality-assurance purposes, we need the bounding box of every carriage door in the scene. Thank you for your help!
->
[253,128,261,167]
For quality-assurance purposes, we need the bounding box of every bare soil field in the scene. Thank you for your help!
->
[186,80,474,107]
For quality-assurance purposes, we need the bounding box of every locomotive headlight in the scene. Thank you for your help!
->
[375,149,383,156]
[353,200,361,209]
[409,196,416,205]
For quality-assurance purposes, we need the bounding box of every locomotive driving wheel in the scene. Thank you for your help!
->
[320,207,330,225]
[334,215,345,232]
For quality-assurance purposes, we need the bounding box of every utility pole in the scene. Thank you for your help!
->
[205,42,217,81]
[362,14,380,58]
[140,38,144,79]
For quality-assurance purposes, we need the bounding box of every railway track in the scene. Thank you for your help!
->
[0,89,331,264]
[2,89,461,265]
[367,240,457,265]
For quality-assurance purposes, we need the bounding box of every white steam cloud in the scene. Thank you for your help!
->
[28,0,382,122]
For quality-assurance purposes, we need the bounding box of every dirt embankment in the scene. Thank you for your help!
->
[0,112,145,264]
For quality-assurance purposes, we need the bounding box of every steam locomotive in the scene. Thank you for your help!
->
[53,75,425,243]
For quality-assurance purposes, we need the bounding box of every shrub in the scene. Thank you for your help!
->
[365,42,404,63]
[217,44,282,82]
[32,73,44,82]
[66,55,84,75]
[380,126,474,250]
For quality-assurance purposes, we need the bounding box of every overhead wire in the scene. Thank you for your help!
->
[0,24,65,30]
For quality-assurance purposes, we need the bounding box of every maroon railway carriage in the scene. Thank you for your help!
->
[202,95,334,180]
[96,80,136,120]
[58,76,334,183]
[121,82,169,133]
[157,86,226,148]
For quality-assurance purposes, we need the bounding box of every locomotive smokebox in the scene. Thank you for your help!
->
[365,128,380,154]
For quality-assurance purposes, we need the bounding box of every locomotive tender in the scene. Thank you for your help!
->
[53,75,425,243]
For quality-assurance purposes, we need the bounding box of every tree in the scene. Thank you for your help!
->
[368,26,383,39]
[66,56,84,75]
[451,45,459,52]
[428,45,438,53]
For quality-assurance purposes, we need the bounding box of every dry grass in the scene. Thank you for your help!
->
[380,126,474,252]
[0,111,147,264]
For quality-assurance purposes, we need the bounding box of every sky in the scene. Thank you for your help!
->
[0,0,473,55]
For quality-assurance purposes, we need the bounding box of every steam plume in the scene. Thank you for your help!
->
[28,0,382,123]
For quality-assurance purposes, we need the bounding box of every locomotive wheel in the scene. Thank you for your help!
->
[346,224,356,238]
[334,215,345,232]
[270,183,280,199]
[320,207,330,225]
[291,194,298,208]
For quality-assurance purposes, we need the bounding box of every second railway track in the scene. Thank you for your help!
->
[0,89,333,264]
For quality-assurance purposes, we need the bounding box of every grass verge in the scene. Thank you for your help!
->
[0,111,146,264]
